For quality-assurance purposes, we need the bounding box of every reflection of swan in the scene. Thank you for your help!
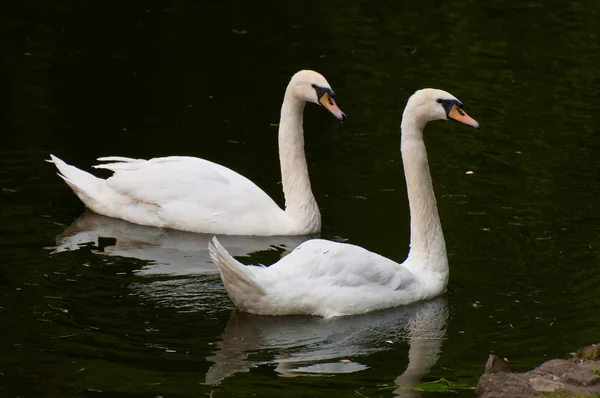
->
[47,70,345,236]
[50,211,312,276]
[209,89,480,317]
[205,296,448,394]
[392,299,448,398]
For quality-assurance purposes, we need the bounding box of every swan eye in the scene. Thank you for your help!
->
[436,98,443,104]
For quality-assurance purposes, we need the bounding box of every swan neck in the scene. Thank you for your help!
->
[400,109,448,273]
[277,90,320,233]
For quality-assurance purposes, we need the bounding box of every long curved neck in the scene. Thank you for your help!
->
[400,109,448,273]
[277,89,320,232]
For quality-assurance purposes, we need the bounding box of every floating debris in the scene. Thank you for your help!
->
[50,334,76,339]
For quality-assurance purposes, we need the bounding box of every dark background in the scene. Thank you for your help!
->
[1,0,599,396]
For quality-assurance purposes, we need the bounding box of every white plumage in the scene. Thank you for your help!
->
[209,237,423,318]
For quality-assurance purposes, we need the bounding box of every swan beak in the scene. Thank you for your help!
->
[319,93,347,121]
[448,105,480,129]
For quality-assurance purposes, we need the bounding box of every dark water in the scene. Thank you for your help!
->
[1,0,600,397]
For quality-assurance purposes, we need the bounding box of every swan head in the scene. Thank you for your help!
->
[406,89,480,129]
[288,70,346,121]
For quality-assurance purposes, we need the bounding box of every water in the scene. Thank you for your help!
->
[1,0,600,396]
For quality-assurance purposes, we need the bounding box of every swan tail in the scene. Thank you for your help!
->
[96,156,140,162]
[93,156,146,172]
[47,154,108,211]
[209,237,266,307]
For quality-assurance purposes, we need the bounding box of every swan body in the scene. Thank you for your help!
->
[48,70,346,236]
[209,88,480,317]
[210,238,430,318]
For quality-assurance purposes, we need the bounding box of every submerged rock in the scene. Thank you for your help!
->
[476,344,600,397]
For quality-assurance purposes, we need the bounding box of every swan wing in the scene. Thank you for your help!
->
[239,240,422,317]
[95,156,288,234]
[264,240,411,288]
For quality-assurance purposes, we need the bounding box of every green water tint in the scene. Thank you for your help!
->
[379,378,473,393]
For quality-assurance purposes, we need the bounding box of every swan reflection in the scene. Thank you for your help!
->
[50,211,312,275]
[206,297,448,397]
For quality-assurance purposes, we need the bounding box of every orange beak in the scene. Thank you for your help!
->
[448,104,480,129]
[319,93,346,121]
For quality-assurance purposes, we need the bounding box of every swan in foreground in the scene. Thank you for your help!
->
[209,88,480,317]
[48,70,345,236]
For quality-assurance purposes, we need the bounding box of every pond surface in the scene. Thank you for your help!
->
[1,0,600,397]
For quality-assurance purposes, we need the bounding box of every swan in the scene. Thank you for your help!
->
[47,70,346,236]
[208,88,480,318]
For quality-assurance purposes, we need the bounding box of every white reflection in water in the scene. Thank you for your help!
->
[49,212,446,396]
[49,211,312,275]
[206,297,448,397]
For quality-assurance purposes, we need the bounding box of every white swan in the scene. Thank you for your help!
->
[48,70,345,236]
[208,88,480,317]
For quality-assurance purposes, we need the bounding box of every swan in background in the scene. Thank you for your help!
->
[49,211,312,276]
[209,89,480,317]
[204,297,448,395]
[47,70,346,236]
